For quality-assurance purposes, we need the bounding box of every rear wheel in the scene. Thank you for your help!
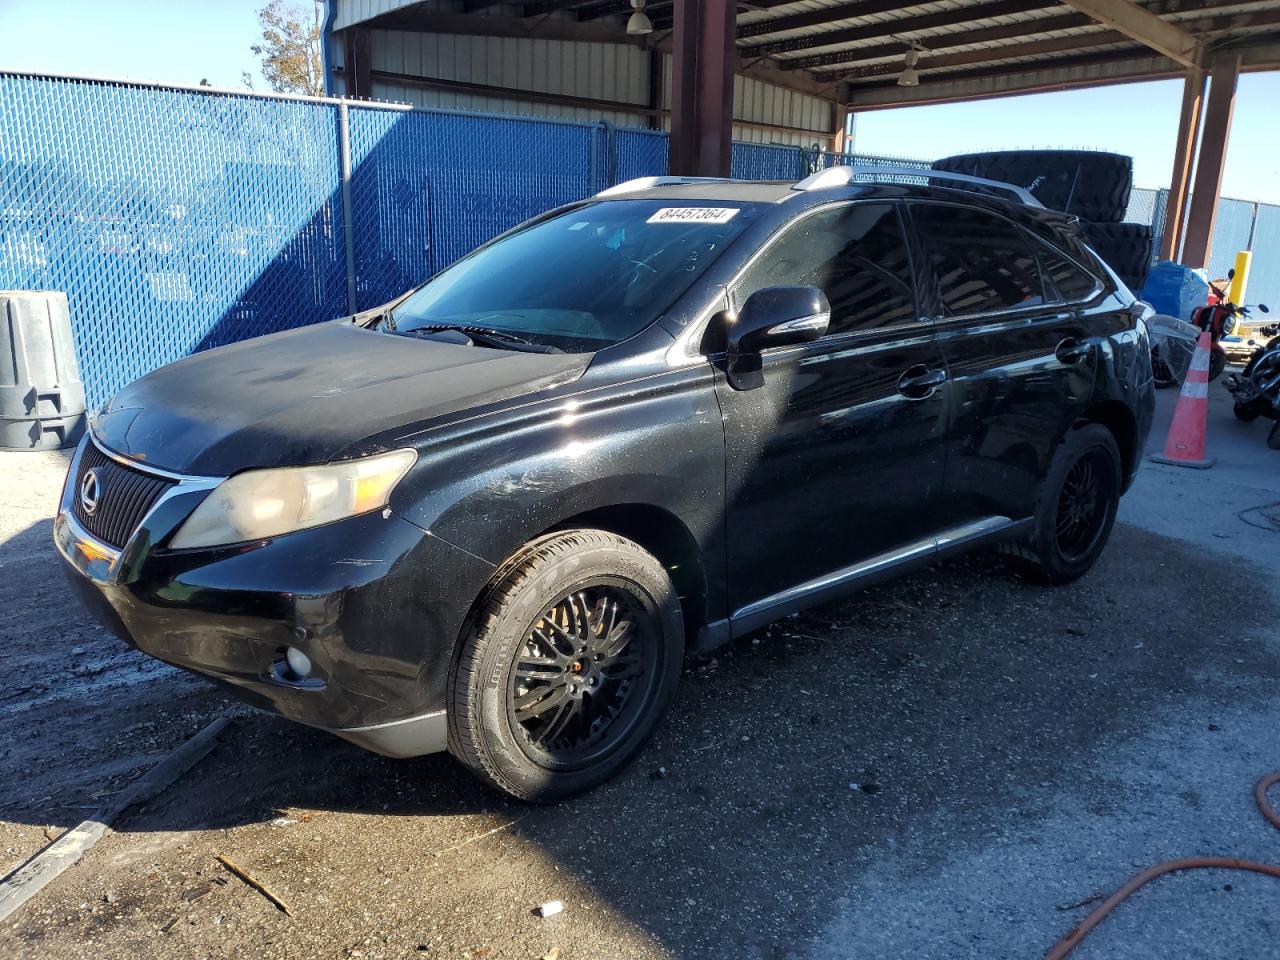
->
[1003,424,1122,584]
[448,530,683,802]
[1235,401,1263,422]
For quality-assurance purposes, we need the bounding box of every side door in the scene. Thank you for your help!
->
[713,201,950,617]
[906,201,1104,525]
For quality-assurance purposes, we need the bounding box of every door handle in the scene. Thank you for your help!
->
[897,365,947,400]
[1056,337,1090,365]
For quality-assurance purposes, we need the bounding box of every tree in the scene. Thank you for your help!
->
[247,1,324,96]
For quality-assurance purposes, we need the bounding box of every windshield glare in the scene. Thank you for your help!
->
[389,199,758,352]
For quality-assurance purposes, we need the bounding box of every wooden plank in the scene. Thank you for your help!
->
[785,12,1094,71]
[836,30,1128,81]
[1057,0,1199,67]
[747,0,1054,57]
[0,717,231,925]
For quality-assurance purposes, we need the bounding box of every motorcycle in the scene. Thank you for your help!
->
[1224,319,1280,449]
[1149,268,1266,389]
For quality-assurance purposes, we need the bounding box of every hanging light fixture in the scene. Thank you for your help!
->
[627,0,653,35]
[897,41,923,87]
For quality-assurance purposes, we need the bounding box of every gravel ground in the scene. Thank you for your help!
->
[1,386,1278,960]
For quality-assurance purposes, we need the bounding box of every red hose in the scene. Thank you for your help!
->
[1046,773,1280,960]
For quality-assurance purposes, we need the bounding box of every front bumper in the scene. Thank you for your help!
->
[55,438,493,757]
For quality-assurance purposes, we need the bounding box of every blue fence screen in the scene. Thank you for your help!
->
[1,72,1276,405]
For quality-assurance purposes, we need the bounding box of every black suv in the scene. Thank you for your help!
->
[57,167,1155,801]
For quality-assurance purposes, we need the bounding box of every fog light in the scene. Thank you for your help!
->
[285,646,312,679]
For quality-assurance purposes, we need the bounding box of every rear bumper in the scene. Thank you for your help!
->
[55,473,492,756]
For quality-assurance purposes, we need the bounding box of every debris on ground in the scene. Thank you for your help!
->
[534,900,564,918]
[215,855,292,916]
[541,947,561,960]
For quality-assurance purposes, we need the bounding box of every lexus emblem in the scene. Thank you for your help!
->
[79,468,102,516]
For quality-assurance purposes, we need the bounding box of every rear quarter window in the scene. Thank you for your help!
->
[911,203,1046,317]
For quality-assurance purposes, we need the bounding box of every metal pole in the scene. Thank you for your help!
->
[1182,51,1240,269]
[1158,68,1205,262]
[337,101,358,315]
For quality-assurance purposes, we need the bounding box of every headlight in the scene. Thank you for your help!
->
[169,449,417,549]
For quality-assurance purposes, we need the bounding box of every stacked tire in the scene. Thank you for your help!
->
[931,150,1153,292]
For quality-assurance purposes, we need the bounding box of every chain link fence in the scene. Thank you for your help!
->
[1,71,1275,405]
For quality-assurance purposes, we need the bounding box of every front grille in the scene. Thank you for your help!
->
[72,441,176,548]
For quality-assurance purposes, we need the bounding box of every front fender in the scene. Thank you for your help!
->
[391,363,727,614]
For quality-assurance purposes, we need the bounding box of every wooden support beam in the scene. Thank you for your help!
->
[786,11,1094,71]
[738,0,995,40]
[1160,68,1207,261]
[836,6,1280,82]
[837,30,1127,80]
[669,0,736,176]
[746,0,1055,57]
[1055,0,1200,67]
[364,9,839,99]
[1181,51,1239,268]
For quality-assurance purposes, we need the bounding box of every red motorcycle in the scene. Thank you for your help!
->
[1188,273,1241,383]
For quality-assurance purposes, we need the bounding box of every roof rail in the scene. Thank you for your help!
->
[793,164,1043,208]
[594,175,737,198]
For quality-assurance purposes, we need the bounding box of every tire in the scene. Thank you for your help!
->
[1208,346,1226,383]
[1151,348,1179,389]
[1078,221,1154,292]
[932,150,1133,221]
[1002,424,1122,585]
[1235,401,1262,422]
[448,529,684,802]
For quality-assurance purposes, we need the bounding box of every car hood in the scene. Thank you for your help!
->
[93,320,590,476]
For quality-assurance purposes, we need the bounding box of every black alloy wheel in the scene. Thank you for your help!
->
[1002,423,1122,584]
[449,529,683,802]
[1054,450,1115,563]
[509,583,659,769]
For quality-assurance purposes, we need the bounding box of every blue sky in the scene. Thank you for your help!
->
[2,0,1277,203]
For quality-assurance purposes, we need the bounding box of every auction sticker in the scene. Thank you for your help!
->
[647,207,739,224]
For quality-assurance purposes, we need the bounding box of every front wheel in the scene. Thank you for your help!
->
[1209,346,1227,383]
[448,530,684,802]
[1002,424,1122,584]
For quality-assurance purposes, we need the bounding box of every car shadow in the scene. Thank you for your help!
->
[8,522,1271,957]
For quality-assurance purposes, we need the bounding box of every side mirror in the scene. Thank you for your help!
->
[1259,304,1270,314]
[1228,268,1236,280]
[728,286,830,355]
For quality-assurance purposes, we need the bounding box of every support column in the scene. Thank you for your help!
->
[831,102,850,154]
[1181,52,1240,269]
[669,0,736,177]
[1158,68,1205,262]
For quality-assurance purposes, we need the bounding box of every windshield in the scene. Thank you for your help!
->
[388,199,759,352]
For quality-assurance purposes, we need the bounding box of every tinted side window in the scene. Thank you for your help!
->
[1035,242,1099,302]
[733,203,917,336]
[911,204,1045,317]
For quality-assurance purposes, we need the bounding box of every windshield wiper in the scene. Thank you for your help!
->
[398,323,563,354]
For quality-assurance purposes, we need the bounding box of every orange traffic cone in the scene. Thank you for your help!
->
[1149,329,1216,469]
